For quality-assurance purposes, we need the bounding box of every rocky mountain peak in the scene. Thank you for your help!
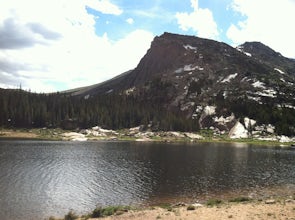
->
[68,32,295,136]
[239,41,281,57]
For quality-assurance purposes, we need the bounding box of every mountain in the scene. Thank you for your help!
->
[68,32,295,135]
[1,32,295,136]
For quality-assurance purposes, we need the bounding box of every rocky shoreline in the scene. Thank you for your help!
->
[1,126,295,146]
[49,195,295,220]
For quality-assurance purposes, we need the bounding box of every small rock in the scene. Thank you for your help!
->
[192,203,203,208]
[174,202,186,207]
[115,210,125,216]
[265,199,276,204]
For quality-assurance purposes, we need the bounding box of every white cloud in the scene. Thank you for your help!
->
[227,0,295,58]
[175,0,219,39]
[85,0,123,15]
[126,18,134,25]
[0,0,154,92]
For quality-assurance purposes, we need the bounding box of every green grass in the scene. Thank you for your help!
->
[156,203,173,211]
[90,205,131,218]
[229,197,252,203]
[206,199,223,206]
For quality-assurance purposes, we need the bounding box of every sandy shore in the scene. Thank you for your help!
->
[89,200,295,220]
[0,130,39,139]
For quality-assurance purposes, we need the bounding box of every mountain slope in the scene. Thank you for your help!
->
[70,32,295,135]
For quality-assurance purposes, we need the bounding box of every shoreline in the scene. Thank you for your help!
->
[1,128,294,147]
[49,194,295,220]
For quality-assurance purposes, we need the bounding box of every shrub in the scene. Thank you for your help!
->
[229,197,251,203]
[91,206,130,218]
[157,203,173,211]
[206,199,222,206]
[64,210,78,220]
[187,205,195,211]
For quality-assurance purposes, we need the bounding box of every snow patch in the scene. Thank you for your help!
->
[236,46,252,57]
[192,106,203,119]
[256,89,277,98]
[184,64,203,71]
[223,91,228,99]
[274,68,285,74]
[183,44,197,50]
[203,106,216,116]
[244,52,252,57]
[252,81,266,89]
[248,95,261,102]
[221,73,238,83]
[175,64,203,73]
[285,104,295,109]
[174,68,183,74]
[125,87,136,95]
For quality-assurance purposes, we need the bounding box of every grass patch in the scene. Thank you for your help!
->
[90,205,131,218]
[156,203,173,211]
[229,197,252,203]
[206,199,223,206]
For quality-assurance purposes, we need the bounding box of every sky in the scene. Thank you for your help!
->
[1,0,295,92]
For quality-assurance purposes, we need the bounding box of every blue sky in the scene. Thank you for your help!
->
[1,0,295,92]
[92,0,236,42]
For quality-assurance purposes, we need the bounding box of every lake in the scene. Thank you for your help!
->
[0,140,294,220]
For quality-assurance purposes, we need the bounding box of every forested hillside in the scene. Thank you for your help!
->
[0,88,199,131]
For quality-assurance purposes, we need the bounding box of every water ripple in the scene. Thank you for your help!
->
[0,141,294,220]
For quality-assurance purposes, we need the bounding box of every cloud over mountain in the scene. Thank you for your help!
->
[0,0,153,92]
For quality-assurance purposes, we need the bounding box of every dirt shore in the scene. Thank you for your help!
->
[90,200,295,220]
[0,130,39,139]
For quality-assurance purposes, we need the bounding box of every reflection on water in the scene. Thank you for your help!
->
[0,140,294,220]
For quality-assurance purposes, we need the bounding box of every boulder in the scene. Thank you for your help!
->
[265,199,276,204]
[229,121,249,139]
[244,117,256,129]
[184,132,204,139]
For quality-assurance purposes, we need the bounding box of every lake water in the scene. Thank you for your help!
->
[0,140,294,220]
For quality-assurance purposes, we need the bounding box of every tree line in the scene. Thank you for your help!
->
[0,88,199,131]
[1,86,294,135]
